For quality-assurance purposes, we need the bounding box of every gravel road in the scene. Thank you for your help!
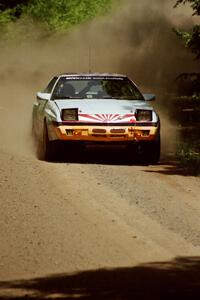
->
[0,76,200,298]
[0,139,200,298]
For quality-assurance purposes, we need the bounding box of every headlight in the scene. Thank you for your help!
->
[62,109,78,121]
[135,109,152,121]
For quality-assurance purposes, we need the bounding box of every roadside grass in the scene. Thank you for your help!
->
[176,139,200,176]
[170,95,200,176]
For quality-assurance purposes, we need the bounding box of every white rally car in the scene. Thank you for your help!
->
[32,73,160,163]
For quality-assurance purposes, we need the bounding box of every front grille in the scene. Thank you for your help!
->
[110,129,125,134]
[92,128,106,134]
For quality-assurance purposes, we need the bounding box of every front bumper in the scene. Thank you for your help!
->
[48,123,160,143]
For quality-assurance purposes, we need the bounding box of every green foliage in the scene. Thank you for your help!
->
[0,0,112,34]
[174,0,200,59]
[174,25,200,59]
[0,8,16,33]
[177,141,200,175]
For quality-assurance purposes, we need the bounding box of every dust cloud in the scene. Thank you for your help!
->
[0,0,199,158]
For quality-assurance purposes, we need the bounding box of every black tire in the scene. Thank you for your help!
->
[131,137,160,165]
[37,122,55,161]
[145,138,161,165]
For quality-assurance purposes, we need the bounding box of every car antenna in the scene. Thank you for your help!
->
[89,45,92,73]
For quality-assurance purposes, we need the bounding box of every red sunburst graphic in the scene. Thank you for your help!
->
[79,114,136,123]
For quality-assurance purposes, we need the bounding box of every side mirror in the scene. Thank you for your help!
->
[36,92,51,101]
[143,93,156,101]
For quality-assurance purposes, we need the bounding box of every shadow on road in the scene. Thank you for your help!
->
[53,147,148,166]
[1,256,200,299]
[143,161,189,176]
[144,154,199,176]
[54,148,193,176]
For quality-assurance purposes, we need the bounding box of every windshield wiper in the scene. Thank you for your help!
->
[54,96,84,99]
[103,96,140,100]
[102,96,129,99]
[102,96,119,99]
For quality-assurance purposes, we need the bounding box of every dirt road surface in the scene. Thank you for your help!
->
[0,70,200,298]
[0,135,200,298]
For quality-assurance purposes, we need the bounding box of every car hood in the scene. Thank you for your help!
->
[54,99,151,114]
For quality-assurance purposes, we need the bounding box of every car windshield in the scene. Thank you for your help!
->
[51,77,144,100]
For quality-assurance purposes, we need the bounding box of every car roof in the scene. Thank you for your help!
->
[58,73,127,78]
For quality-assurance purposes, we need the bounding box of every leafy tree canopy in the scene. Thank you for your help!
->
[174,0,200,59]
[23,0,112,31]
[0,0,112,33]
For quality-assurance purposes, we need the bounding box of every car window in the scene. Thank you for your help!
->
[51,77,144,100]
[43,77,58,93]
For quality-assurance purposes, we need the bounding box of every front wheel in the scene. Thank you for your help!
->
[127,138,160,165]
[37,123,56,161]
[131,138,160,165]
[144,139,161,165]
